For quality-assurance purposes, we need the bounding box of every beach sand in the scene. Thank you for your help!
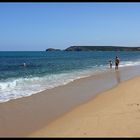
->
[30,75,140,137]
[0,65,140,137]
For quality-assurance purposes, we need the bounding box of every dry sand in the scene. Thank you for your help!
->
[30,75,140,137]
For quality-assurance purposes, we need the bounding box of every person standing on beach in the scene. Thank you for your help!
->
[115,56,120,70]
[109,60,112,69]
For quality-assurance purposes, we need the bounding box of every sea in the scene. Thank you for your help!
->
[0,51,140,103]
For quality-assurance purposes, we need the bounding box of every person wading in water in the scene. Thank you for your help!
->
[115,56,120,70]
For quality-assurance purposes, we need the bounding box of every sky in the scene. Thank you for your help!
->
[0,2,140,51]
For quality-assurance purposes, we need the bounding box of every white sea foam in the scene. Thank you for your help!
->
[119,60,140,67]
[0,67,105,103]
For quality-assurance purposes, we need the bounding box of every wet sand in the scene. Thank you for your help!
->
[0,65,140,137]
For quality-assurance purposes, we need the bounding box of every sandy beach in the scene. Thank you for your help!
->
[0,65,140,137]
[30,74,140,137]
[2,2,140,138]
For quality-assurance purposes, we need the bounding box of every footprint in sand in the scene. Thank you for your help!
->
[83,132,87,135]
[127,103,139,106]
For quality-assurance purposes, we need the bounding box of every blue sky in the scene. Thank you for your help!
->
[0,2,140,51]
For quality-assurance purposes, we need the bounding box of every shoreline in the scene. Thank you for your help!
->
[0,65,140,136]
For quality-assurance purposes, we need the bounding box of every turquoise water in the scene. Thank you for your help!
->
[0,51,140,103]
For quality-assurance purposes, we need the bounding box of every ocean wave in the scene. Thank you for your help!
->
[119,60,140,67]
[0,67,107,103]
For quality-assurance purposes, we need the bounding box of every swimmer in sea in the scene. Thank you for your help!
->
[23,63,26,67]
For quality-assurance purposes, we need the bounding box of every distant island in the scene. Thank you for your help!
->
[46,46,140,52]
[46,48,61,51]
